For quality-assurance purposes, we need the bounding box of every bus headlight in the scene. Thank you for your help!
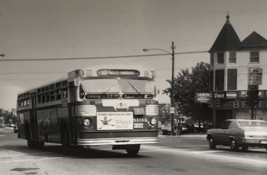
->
[84,119,90,126]
[149,117,157,125]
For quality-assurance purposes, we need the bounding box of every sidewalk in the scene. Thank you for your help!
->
[179,132,206,138]
[159,131,207,138]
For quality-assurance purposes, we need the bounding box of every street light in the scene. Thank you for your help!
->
[143,41,176,135]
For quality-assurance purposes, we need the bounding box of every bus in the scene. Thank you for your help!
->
[16,66,159,156]
[0,116,5,128]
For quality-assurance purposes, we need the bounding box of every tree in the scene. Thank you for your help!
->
[162,62,211,122]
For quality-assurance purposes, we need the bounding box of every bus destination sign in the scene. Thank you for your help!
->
[97,69,140,76]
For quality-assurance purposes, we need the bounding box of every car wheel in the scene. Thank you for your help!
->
[209,138,216,149]
[230,139,239,151]
[241,145,248,151]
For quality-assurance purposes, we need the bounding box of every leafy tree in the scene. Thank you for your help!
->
[162,62,211,123]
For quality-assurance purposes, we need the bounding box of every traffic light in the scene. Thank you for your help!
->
[207,100,212,108]
[216,100,220,108]
[247,89,259,106]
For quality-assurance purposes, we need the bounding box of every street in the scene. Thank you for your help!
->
[0,128,267,175]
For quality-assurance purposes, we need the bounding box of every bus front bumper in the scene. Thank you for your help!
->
[77,137,159,146]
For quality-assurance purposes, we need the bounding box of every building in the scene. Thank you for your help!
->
[209,14,267,126]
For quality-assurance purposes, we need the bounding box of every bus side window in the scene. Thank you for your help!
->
[50,91,55,101]
[56,90,61,100]
[62,88,68,99]
[42,95,46,103]
[37,95,41,103]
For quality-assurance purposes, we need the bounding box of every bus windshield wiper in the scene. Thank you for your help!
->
[103,86,113,94]
[127,82,140,94]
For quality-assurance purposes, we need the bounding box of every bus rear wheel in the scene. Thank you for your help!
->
[27,140,44,149]
[126,144,140,156]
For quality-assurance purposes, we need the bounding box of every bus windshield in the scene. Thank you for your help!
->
[81,79,120,93]
[120,79,153,93]
[81,78,154,94]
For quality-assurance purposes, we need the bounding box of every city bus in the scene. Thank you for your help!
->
[16,66,159,156]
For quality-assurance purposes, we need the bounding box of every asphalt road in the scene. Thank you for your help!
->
[0,128,267,175]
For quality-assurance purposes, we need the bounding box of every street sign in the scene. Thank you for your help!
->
[170,107,175,114]
[248,67,262,85]
[195,92,211,103]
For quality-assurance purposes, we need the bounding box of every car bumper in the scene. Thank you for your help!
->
[242,138,267,145]
[77,137,159,146]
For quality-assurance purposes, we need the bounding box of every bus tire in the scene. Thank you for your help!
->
[126,144,140,156]
[61,130,74,156]
[35,141,45,149]
[27,140,35,149]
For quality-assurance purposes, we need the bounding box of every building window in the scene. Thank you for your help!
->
[215,70,224,91]
[210,54,214,66]
[227,69,237,90]
[250,51,259,63]
[229,52,236,63]
[217,53,224,64]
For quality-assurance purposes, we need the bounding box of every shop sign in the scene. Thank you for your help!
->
[248,67,262,85]
[214,92,225,99]
[195,92,210,103]
[226,92,237,99]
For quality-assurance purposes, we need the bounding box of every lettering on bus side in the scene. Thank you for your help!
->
[134,118,148,123]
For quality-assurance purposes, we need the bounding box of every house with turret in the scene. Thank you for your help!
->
[209,14,267,126]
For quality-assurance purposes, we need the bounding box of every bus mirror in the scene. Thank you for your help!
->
[74,78,81,86]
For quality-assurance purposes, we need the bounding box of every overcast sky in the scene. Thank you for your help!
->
[1,0,267,110]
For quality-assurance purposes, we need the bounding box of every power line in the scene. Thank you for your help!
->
[0,51,208,62]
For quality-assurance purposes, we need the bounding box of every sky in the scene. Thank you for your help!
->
[1,0,267,110]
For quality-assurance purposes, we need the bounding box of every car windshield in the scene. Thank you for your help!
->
[237,121,267,127]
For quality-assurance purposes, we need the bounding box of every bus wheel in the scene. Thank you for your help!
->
[27,140,35,149]
[35,141,45,149]
[61,131,74,156]
[126,144,140,156]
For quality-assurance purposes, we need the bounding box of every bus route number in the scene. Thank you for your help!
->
[134,118,148,123]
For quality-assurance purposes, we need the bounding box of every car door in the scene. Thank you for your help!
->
[221,121,232,144]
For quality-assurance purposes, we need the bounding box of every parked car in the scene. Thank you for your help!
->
[161,123,172,135]
[177,123,189,133]
[13,123,18,133]
[186,123,196,132]
[206,119,267,151]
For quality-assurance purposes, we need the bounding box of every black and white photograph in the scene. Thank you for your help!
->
[0,0,267,175]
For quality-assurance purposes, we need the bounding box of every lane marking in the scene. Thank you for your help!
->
[0,152,55,158]
[189,150,224,154]
[141,145,267,165]
[0,156,68,163]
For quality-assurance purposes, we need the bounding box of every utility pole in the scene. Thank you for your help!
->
[143,42,176,134]
[170,41,176,135]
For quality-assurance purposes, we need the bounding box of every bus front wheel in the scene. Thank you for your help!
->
[61,131,74,156]
[126,144,140,156]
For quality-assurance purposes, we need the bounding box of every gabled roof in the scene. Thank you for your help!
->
[239,31,267,50]
[209,15,241,53]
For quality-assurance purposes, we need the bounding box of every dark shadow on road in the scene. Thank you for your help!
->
[0,144,149,159]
